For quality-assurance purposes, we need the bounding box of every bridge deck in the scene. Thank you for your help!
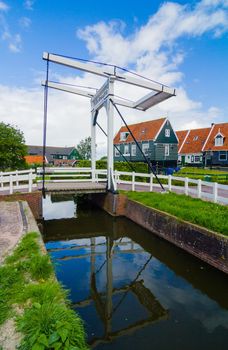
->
[40,181,107,194]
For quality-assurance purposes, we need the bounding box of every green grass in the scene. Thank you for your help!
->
[176,167,228,184]
[0,232,88,350]
[124,191,228,235]
[178,167,227,175]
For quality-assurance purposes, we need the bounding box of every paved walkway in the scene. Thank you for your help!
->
[0,202,25,263]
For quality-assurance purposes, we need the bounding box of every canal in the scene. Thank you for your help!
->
[42,194,228,350]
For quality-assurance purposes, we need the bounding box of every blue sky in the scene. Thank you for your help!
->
[0,0,227,151]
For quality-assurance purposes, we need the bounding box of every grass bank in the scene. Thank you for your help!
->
[176,167,228,184]
[124,191,228,236]
[0,232,88,350]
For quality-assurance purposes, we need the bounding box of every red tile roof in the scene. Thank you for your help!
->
[176,130,188,152]
[203,123,228,151]
[179,127,211,154]
[25,155,46,164]
[113,118,166,144]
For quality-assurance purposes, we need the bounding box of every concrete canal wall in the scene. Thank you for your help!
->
[91,192,228,274]
[0,191,42,220]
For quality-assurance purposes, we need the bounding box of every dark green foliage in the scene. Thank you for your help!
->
[77,160,148,173]
[0,232,87,349]
[124,191,228,235]
[18,302,86,350]
[0,264,24,324]
[0,122,27,170]
[29,255,53,280]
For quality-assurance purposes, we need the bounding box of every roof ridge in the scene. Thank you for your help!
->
[179,130,190,153]
[119,117,166,129]
[202,124,215,151]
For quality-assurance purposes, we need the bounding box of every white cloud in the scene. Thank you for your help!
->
[0,2,24,52]
[0,0,227,156]
[19,17,31,28]
[8,33,22,52]
[0,1,9,11]
[24,0,35,10]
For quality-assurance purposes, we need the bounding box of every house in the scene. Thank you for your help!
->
[113,117,178,167]
[27,146,80,166]
[176,127,210,166]
[202,122,228,166]
[24,155,47,165]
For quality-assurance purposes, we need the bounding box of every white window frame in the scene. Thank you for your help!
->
[115,146,120,157]
[120,132,129,141]
[62,155,67,160]
[194,155,200,162]
[215,135,223,146]
[165,129,170,137]
[131,144,136,156]
[124,144,130,155]
[164,144,169,157]
[219,151,227,161]
[142,142,149,156]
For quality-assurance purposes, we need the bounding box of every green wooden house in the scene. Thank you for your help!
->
[113,117,178,167]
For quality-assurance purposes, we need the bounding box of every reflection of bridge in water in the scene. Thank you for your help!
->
[79,237,168,347]
[48,235,168,348]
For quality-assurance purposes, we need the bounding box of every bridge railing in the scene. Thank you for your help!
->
[0,169,36,194]
[114,170,228,205]
[37,167,107,183]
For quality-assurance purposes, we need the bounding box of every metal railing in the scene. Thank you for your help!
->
[0,169,36,194]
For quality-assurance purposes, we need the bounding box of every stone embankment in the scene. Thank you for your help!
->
[91,192,228,274]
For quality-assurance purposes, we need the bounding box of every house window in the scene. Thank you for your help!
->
[165,129,170,137]
[142,143,149,156]
[124,144,129,155]
[120,132,129,141]
[62,156,67,160]
[215,134,223,146]
[191,155,194,162]
[164,144,169,156]
[115,146,120,157]
[131,144,136,156]
[219,151,227,161]
[194,156,200,162]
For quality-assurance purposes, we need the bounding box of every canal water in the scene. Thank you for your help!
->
[42,194,228,350]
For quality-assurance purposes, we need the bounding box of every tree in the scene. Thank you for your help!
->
[0,122,27,170]
[76,136,92,160]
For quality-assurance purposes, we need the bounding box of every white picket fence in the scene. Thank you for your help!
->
[37,167,228,205]
[36,167,107,183]
[1,167,228,205]
[114,170,228,205]
[0,169,36,194]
